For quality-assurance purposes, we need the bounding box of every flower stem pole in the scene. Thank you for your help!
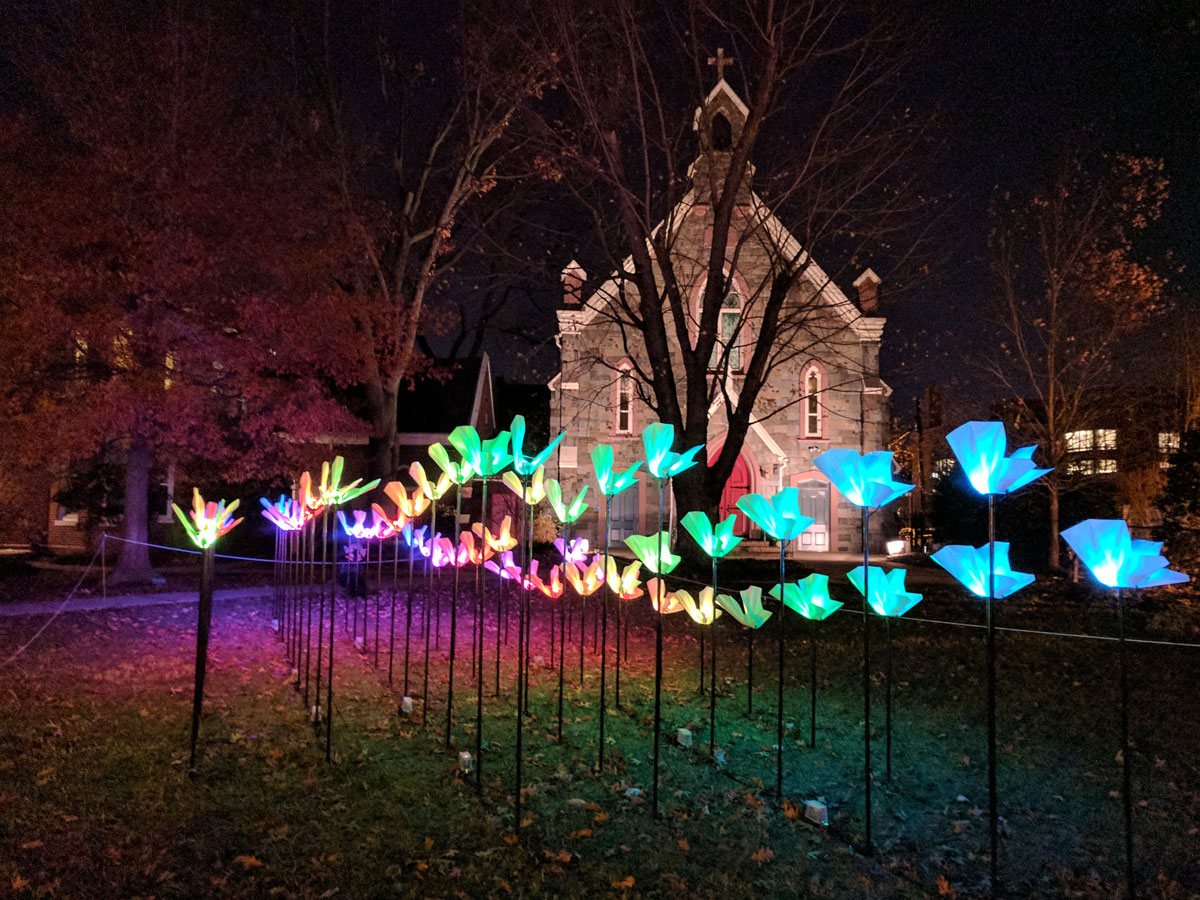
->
[430,503,440,650]
[651,477,665,819]
[885,616,892,780]
[187,546,215,770]
[987,493,999,891]
[809,616,817,750]
[474,480,490,793]
[710,556,718,759]
[862,507,873,855]
[404,532,416,695]
[325,504,338,762]
[1119,587,1134,898]
[514,473,529,833]
[598,508,610,771]
[775,539,787,805]
[445,484,464,751]
[314,514,328,721]
[388,532,399,685]
[613,499,622,712]
[374,539,383,666]
[495,575,504,697]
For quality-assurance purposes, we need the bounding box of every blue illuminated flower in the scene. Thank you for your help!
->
[736,488,813,541]
[946,421,1051,496]
[1061,519,1190,589]
[847,565,923,617]
[769,573,843,621]
[641,422,703,480]
[814,449,913,509]
[931,542,1035,599]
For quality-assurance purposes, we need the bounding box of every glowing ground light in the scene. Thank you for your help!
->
[931,543,1035,599]
[173,488,243,549]
[814,449,913,509]
[946,421,1052,496]
[1060,519,1190,589]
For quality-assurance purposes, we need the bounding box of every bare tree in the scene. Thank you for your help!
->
[528,0,937,517]
[291,0,555,478]
[986,154,1169,567]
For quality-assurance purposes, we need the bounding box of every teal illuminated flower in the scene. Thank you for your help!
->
[641,422,703,480]
[847,566,923,617]
[449,425,514,479]
[769,573,843,621]
[715,586,772,629]
[946,421,1051,496]
[319,455,380,506]
[591,444,641,496]
[624,532,680,575]
[428,441,476,486]
[510,414,564,477]
[814,449,912,509]
[931,542,1035,599]
[736,488,813,541]
[174,488,242,550]
[680,510,742,559]
[1061,519,1190,589]
[546,478,589,524]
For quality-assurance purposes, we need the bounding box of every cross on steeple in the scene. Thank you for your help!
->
[707,47,734,83]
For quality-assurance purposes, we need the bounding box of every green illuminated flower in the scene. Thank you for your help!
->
[624,531,680,575]
[680,510,742,559]
[715,586,772,629]
[591,444,641,496]
[173,488,242,550]
[769,573,843,621]
[449,425,513,478]
[546,478,589,524]
[511,414,564,477]
[429,441,475,486]
[319,455,380,505]
[736,488,812,541]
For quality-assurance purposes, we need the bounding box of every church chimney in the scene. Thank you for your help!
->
[853,268,881,313]
[562,259,586,307]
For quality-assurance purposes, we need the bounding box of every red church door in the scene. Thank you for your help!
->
[718,454,752,536]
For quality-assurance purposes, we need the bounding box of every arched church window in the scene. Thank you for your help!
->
[709,287,743,372]
[804,366,822,437]
[616,367,634,433]
[711,113,732,151]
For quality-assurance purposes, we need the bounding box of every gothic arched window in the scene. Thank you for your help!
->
[803,366,822,437]
[711,113,732,151]
[616,366,634,433]
[709,287,743,372]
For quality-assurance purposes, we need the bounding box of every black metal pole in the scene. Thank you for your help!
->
[404,526,416,696]
[389,532,399,685]
[445,484,463,751]
[598,507,610,771]
[710,556,718,759]
[314,514,328,722]
[514,474,529,833]
[325,504,337,761]
[188,546,215,770]
[862,507,873,855]
[651,478,665,818]
[885,616,892,780]
[776,540,786,805]
[474,479,489,793]
[1118,587,1134,899]
[987,493,998,892]
[809,616,817,750]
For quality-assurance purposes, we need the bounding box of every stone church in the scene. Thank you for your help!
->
[551,74,891,553]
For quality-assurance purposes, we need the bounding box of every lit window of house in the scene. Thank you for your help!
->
[1066,430,1093,453]
[1159,431,1181,468]
[710,288,743,372]
[1094,429,1116,451]
[1095,458,1117,475]
[931,458,955,481]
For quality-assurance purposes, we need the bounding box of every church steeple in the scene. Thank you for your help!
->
[691,49,752,198]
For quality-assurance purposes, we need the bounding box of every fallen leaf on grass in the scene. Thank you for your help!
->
[234,854,263,869]
[750,847,775,863]
[20,840,42,850]
[544,849,572,863]
[611,876,635,889]
[677,838,689,852]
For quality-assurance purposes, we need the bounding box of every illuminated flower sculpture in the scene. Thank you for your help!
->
[449,424,513,793]
[847,565,923,618]
[172,488,243,769]
[1061,518,1189,896]
[735,487,813,803]
[546,478,589,524]
[606,557,644,600]
[716,585,773,629]
[319,455,380,507]
[931,543,1034,600]
[944,421,1049,890]
[769,573,842,750]
[261,495,304,636]
[642,422,704,480]
[814,447,912,854]
[261,494,303,532]
[680,510,743,757]
[591,442,642,744]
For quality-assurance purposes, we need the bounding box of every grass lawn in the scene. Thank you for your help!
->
[0,570,1197,898]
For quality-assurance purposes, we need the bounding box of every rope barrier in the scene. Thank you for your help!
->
[41,535,1200,651]
[1,545,101,669]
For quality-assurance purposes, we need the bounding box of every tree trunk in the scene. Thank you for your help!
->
[112,436,157,584]
[1048,477,1061,570]
[365,378,399,484]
